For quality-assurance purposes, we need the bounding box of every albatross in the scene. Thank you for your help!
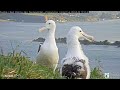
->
[60,26,94,79]
[36,20,59,72]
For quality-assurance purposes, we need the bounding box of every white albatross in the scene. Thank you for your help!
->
[60,26,94,79]
[36,20,59,72]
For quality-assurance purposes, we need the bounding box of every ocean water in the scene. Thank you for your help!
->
[0,20,120,78]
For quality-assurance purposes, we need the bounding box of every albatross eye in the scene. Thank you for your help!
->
[79,30,81,32]
[48,23,51,24]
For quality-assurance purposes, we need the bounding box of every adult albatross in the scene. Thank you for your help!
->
[60,26,94,79]
[36,20,59,72]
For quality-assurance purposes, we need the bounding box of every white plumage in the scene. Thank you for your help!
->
[36,20,59,72]
[60,26,94,79]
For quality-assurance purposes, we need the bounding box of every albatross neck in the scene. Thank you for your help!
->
[44,29,56,44]
[66,36,85,57]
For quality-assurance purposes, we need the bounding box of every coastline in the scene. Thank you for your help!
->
[0,19,11,22]
[33,37,120,47]
[0,19,16,22]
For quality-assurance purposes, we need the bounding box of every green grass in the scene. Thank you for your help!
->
[0,52,62,79]
[0,51,104,79]
[90,67,105,79]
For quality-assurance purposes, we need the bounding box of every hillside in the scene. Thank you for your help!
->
[0,11,120,23]
[23,11,120,22]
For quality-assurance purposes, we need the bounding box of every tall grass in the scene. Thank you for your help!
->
[90,59,105,79]
[0,52,61,79]
[90,67,105,79]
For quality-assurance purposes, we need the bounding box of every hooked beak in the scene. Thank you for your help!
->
[81,32,94,42]
[38,27,46,32]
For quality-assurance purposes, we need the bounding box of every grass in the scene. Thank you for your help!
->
[90,67,105,79]
[0,52,62,79]
[0,49,105,79]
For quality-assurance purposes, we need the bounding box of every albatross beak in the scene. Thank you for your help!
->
[82,32,94,42]
[39,27,46,32]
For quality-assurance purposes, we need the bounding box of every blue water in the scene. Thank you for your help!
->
[0,20,120,78]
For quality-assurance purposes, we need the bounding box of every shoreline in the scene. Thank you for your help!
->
[0,18,120,23]
[33,37,120,47]
[0,19,14,22]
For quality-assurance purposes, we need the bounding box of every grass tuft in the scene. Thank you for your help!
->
[90,67,105,79]
[0,52,62,79]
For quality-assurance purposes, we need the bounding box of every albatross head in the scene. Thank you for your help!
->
[68,26,94,42]
[39,20,56,33]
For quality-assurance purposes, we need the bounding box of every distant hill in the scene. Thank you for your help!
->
[0,13,45,23]
[22,11,120,22]
[0,11,120,23]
